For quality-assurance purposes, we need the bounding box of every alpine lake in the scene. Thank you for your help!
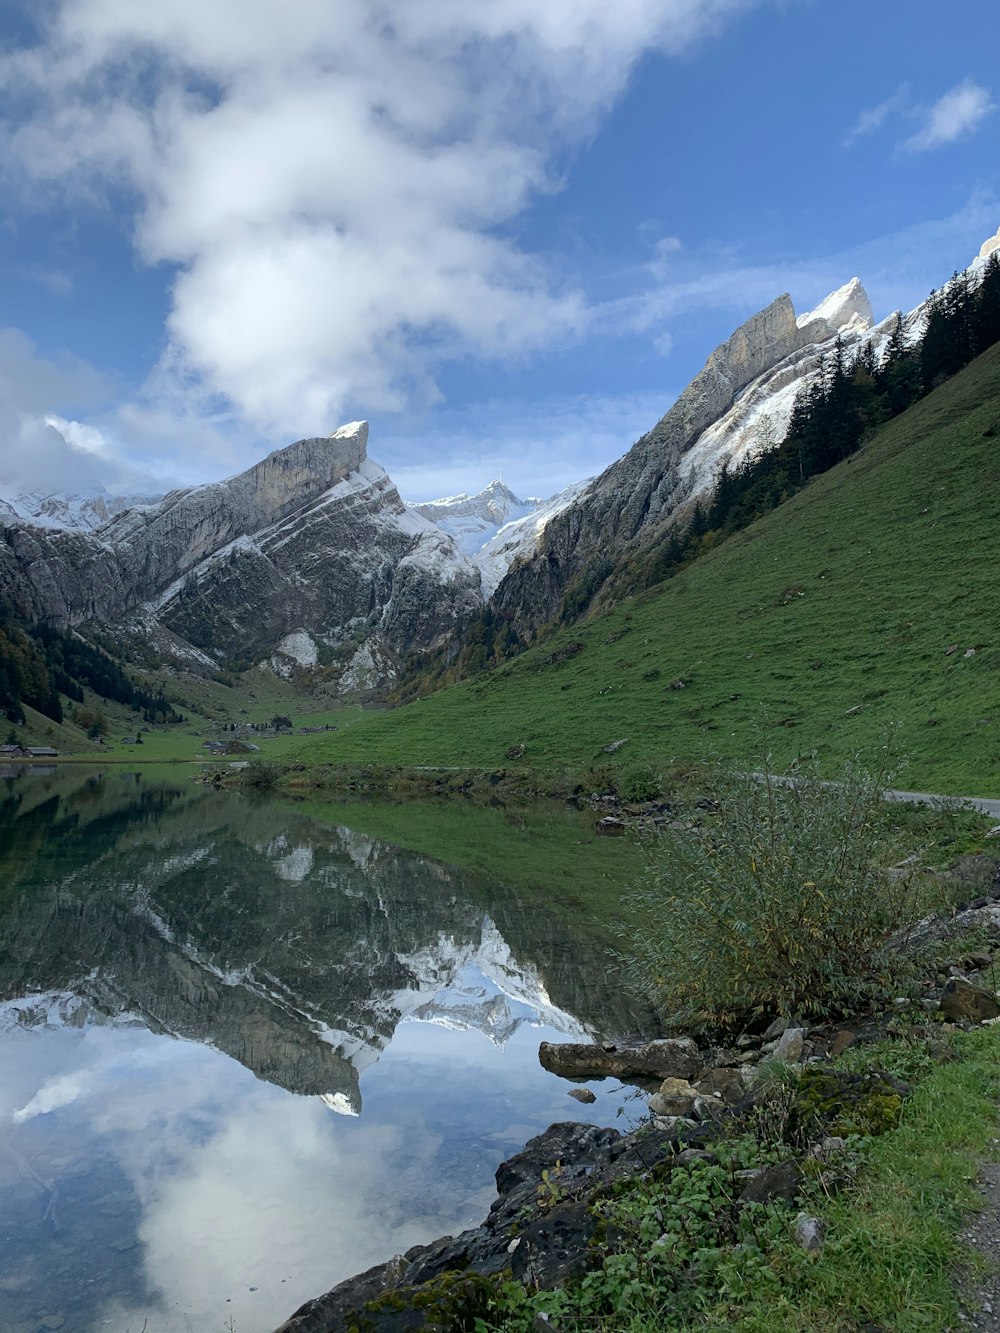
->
[0,765,653,1333]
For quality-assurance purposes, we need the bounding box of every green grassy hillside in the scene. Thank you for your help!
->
[288,344,1000,795]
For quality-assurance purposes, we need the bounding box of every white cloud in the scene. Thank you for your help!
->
[843,83,909,147]
[0,0,759,442]
[902,78,995,153]
[653,329,675,357]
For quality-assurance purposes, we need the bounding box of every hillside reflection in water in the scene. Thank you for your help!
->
[0,767,646,1333]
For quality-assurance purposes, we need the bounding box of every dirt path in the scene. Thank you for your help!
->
[962,1157,1000,1330]
[881,788,1000,819]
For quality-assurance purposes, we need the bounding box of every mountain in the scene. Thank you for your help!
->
[0,421,483,689]
[411,478,591,596]
[491,232,1000,636]
[491,280,885,631]
[286,340,1000,794]
[0,488,162,531]
[410,479,543,554]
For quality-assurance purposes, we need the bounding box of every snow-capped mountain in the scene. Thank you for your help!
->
[410,479,543,555]
[493,227,1000,631]
[473,479,593,596]
[0,421,483,688]
[0,488,162,531]
[411,478,591,596]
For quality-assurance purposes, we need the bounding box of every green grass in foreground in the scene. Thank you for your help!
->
[477,1028,1000,1332]
[287,345,1000,795]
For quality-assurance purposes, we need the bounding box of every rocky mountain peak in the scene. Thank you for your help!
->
[797,278,874,337]
[244,420,369,513]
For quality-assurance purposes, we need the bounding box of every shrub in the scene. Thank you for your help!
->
[614,755,923,1028]
[240,757,282,790]
[617,762,664,803]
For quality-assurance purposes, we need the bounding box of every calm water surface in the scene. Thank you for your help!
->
[0,767,646,1333]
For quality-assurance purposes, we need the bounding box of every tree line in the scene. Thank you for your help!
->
[0,612,181,726]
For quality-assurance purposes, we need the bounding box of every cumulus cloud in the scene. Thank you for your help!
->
[902,78,995,153]
[0,0,758,441]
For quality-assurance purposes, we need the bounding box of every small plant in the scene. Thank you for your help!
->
[241,757,282,790]
[614,750,925,1028]
[747,1056,802,1146]
[537,1161,565,1209]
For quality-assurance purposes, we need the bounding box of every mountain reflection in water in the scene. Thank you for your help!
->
[0,767,646,1333]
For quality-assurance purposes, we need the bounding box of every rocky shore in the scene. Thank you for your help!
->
[273,873,1000,1333]
[274,874,1000,1333]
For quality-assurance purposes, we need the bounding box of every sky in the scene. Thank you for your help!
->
[0,0,997,504]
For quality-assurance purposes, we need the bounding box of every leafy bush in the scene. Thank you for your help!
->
[614,756,923,1028]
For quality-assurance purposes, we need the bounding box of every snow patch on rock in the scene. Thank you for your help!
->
[269,629,319,677]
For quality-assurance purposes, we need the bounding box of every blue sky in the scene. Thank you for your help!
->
[0,0,997,502]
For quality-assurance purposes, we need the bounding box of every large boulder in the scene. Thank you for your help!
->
[538,1038,700,1082]
[940,977,1000,1023]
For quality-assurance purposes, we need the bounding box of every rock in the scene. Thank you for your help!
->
[649,1077,698,1117]
[594,817,626,837]
[773,1027,806,1062]
[761,1016,789,1042]
[940,978,1000,1023]
[830,1029,856,1057]
[791,1068,909,1138]
[676,1148,719,1167]
[494,1122,621,1197]
[808,1136,847,1162]
[793,1213,825,1253]
[567,1088,596,1104]
[694,1067,745,1105]
[738,1159,802,1206]
[652,1115,698,1135]
[692,1095,726,1122]
[539,1038,700,1082]
[965,950,994,971]
[928,1037,956,1063]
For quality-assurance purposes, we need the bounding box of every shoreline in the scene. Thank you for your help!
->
[273,868,1000,1332]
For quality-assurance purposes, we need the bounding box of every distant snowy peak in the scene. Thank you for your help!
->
[410,479,543,557]
[476,478,593,596]
[797,277,874,337]
[409,477,590,594]
[2,488,162,531]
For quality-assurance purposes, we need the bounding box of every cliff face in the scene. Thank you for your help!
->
[491,292,872,630]
[0,421,483,679]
